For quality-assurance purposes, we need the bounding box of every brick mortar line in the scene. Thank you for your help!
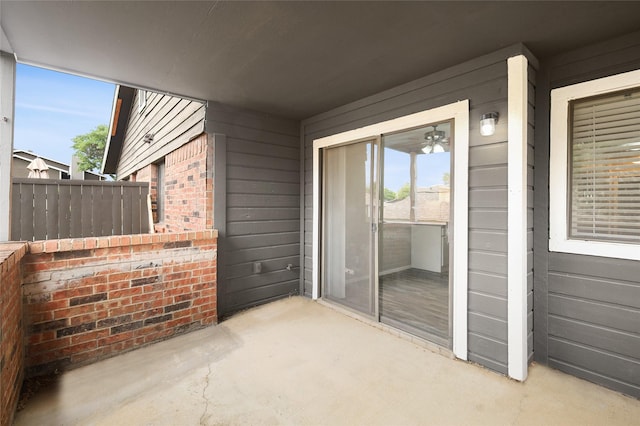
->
[26,230,218,254]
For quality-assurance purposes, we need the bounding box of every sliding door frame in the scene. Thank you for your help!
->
[312,101,469,360]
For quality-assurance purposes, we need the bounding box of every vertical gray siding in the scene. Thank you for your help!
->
[302,45,536,374]
[117,90,206,178]
[535,30,640,397]
[206,103,300,317]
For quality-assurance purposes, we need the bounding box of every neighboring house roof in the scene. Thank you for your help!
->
[102,85,135,175]
[102,85,206,177]
[12,150,106,179]
[13,150,68,174]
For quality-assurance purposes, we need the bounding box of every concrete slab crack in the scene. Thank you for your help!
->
[199,363,212,425]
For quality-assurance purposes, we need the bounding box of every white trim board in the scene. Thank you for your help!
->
[0,52,16,241]
[312,101,469,360]
[507,54,529,381]
[549,67,640,261]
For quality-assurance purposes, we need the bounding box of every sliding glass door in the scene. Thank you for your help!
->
[378,122,452,345]
[320,120,453,346]
[322,140,378,316]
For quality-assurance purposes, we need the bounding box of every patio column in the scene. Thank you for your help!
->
[507,54,530,381]
[0,51,16,241]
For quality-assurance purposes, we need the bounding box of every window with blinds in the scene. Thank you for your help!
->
[569,88,640,243]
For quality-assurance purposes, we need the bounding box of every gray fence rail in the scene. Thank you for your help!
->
[11,178,150,241]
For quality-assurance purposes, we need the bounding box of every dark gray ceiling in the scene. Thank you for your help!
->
[3,1,640,119]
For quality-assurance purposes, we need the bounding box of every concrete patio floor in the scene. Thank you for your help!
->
[14,296,639,425]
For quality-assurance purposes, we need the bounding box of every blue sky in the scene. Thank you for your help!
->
[13,64,115,165]
[384,148,449,191]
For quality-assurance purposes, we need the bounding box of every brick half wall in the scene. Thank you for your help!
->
[22,230,217,377]
[0,243,28,426]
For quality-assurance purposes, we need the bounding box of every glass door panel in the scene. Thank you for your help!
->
[323,140,377,315]
[379,122,452,344]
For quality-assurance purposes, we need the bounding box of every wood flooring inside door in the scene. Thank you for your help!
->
[379,269,449,340]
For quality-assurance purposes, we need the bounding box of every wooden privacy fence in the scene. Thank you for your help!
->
[11,178,151,241]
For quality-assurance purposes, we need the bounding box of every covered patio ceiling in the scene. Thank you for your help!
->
[2,1,640,119]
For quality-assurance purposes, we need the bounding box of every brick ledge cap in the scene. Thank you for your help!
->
[27,229,218,254]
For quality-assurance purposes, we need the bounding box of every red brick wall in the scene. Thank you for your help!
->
[164,134,212,231]
[133,134,212,233]
[21,231,217,377]
[0,243,27,426]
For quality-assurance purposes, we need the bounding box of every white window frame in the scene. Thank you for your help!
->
[312,100,469,360]
[138,90,147,113]
[549,68,640,261]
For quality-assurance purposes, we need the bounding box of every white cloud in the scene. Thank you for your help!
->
[16,102,106,120]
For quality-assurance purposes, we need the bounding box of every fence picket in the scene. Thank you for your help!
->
[123,186,133,234]
[70,184,82,238]
[100,185,112,236]
[112,185,123,236]
[19,183,34,240]
[141,185,150,232]
[58,184,71,238]
[33,184,47,240]
[46,183,59,239]
[11,182,21,241]
[81,185,93,237]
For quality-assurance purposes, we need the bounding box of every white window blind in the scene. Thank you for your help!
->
[569,88,640,243]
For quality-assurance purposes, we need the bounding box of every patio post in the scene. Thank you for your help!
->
[0,50,16,241]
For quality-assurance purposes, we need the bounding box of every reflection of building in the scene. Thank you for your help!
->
[384,185,450,223]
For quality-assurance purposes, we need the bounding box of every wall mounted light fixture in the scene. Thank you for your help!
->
[480,112,499,136]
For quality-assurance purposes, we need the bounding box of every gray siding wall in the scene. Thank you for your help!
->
[117,90,206,178]
[206,103,300,317]
[534,30,640,397]
[302,45,536,374]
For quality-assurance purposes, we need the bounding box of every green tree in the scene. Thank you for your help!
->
[383,187,397,201]
[396,182,410,200]
[442,172,450,185]
[71,124,108,172]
